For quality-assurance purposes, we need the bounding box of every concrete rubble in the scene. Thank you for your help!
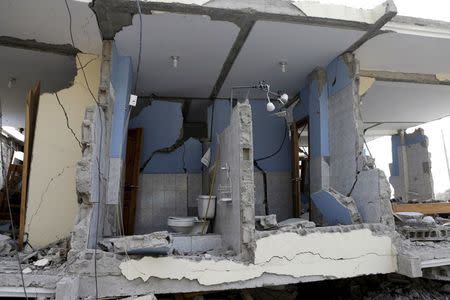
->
[99,231,172,255]
[0,234,12,256]
[329,188,362,223]
[255,214,278,230]
[396,213,450,242]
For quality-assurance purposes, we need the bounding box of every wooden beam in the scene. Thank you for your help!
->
[360,70,450,86]
[392,202,450,215]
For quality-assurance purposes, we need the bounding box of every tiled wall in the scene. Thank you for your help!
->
[134,173,202,234]
[254,171,293,221]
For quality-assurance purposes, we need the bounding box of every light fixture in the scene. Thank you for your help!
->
[7,77,16,88]
[278,93,289,104]
[279,61,287,73]
[171,56,179,68]
[266,102,275,112]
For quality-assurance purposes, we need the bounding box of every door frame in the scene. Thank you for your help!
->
[291,117,310,218]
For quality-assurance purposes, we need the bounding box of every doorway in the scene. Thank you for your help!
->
[291,119,310,219]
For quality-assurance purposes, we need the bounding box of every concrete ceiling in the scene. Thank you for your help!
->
[356,31,450,74]
[218,20,364,98]
[115,13,240,98]
[115,13,366,99]
[0,46,76,127]
[362,81,450,136]
[0,0,101,54]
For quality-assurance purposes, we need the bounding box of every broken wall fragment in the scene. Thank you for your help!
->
[390,128,434,202]
[293,53,394,227]
[214,100,255,261]
[25,54,101,248]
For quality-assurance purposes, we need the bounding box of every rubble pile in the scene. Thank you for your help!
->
[19,237,70,271]
[255,215,316,231]
[395,212,450,242]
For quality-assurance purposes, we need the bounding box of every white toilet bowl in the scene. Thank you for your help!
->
[167,216,196,234]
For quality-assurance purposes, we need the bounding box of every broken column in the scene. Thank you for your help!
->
[389,128,434,202]
[72,41,115,253]
[292,53,394,227]
[214,100,255,261]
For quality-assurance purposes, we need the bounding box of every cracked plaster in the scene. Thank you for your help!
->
[26,54,101,247]
[119,228,397,286]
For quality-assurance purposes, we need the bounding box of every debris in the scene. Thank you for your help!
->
[422,216,436,225]
[33,258,49,267]
[255,214,278,230]
[22,267,32,274]
[311,189,361,225]
[0,234,12,256]
[278,218,315,229]
[20,251,38,263]
[122,294,157,300]
[99,231,172,255]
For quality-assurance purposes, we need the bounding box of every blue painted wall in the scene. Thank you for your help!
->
[251,100,291,171]
[128,101,203,174]
[326,56,353,97]
[110,44,133,159]
[391,130,427,176]
[293,55,354,159]
[207,100,291,172]
[207,100,231,165]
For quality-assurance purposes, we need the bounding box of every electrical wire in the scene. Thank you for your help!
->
[0,102,28,299]
[254,120,288,162]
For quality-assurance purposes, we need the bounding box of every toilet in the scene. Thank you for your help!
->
[168,195,216,234]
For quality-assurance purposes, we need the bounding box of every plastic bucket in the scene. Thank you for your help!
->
[197,195,216,219]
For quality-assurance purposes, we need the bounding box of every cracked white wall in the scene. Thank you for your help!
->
[26,54,101,247]
[120,228,397,286]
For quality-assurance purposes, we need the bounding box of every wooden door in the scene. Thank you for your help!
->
[19,82,40,248]
[123,128,144,235]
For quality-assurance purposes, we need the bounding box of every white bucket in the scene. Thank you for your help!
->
[197,195,216,219]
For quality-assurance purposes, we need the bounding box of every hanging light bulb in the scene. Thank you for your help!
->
[7,77,16,89]
[279,61,287,73]
[278,93,289,104]
[171,56,179,68]
[266,101,275,112]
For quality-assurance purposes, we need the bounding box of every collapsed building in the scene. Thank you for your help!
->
[0,0,450,298]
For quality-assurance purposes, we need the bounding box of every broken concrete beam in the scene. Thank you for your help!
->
[311,189,361,226]
[278,218,316,229]
[329,188,362,223]
[99,231,172,255]
[255,214,278,230]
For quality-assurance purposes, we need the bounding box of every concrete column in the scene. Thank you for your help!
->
[213,100,255,261]
[307,68,330,194]
[399,129,410,202]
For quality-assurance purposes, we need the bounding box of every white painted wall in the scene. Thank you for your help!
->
[25,54,101,247]
[120,228,397,286]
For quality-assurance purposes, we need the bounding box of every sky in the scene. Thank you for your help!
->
[316,0,450,22]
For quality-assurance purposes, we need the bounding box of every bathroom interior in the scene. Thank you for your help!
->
[122,84,303,254]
